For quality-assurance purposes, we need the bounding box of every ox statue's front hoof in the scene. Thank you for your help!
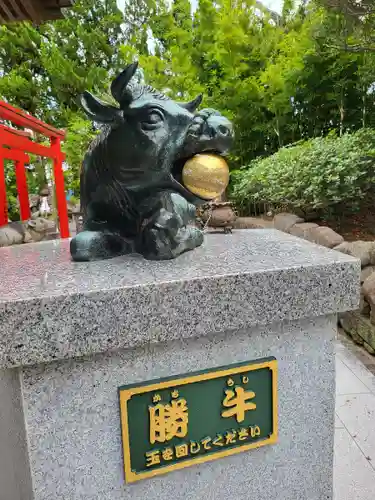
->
[70,231,132,262]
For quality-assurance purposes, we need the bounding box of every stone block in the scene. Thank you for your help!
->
[21,315,338,500]
[0,231,360,499]
[273,212,304,233]
[289,222,319,239]
[0,231,360,369]
[307,226,344,249]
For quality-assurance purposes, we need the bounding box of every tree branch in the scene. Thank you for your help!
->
[345,46,375,53]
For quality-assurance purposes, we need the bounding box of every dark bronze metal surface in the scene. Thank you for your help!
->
[70,62,234,261]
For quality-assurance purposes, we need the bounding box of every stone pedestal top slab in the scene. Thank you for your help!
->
[0,229,360,368]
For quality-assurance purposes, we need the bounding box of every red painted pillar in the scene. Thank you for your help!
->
[51,136,69,238]
[0,147,8,226]
[15,153,31,221]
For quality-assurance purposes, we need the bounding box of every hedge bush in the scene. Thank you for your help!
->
[230,129,375,215]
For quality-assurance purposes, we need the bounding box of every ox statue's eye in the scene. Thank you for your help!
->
[148,111,162,123]
[141,109,164,130]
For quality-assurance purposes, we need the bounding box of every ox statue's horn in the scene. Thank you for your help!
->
[180,94,203,113]
[111,62,139,105]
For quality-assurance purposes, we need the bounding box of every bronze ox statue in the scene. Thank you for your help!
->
[70,62,234,261]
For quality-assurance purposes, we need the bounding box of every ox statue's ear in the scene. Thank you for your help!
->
[80,91,120,123]
[179,94,203,113]
[111,62,139,104]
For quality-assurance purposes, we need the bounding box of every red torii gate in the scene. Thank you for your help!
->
[0,100,70,238]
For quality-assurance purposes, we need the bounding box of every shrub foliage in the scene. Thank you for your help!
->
[230,129,375,215]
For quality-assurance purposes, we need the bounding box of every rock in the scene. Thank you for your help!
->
[338,316,364,344]
[351,330,365,345]
[364,341,375,355]
[273,213,304,233]
[306,226,344,248]
[371,306,375,326]
[361,266,375,284]
[0,217,56,247]
[289,222,319,239]
[360,294,371,316]
[232,217,274,229]
[362,272,375,306]
[29,194,40,209]
[339,311,375,353]
[334,241,375,267]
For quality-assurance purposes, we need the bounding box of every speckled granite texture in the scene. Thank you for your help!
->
[22,315,336,500]
[0,229,359,368]
[0,368,33,500]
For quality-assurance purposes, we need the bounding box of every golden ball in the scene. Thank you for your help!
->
[182,154,229,200]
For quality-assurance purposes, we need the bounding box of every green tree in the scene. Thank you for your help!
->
[62,116,99,197]
[4,0,375,210]
[0,22,47,118]
[230,128,375,216]
[136,0,203,100]
[0,0,126,126]
[0,0,126,204]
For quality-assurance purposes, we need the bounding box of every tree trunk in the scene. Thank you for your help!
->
[339,87,345,136]
[275,114,283,147]
[362,86,367,128]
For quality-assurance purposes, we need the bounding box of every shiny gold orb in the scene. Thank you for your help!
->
[182,154,229,200]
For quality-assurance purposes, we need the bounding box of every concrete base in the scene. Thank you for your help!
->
[20,315,336,500]
[0,230,360,499]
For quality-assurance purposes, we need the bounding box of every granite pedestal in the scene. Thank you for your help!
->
[0,230,360,500]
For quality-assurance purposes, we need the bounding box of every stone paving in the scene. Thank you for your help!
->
[334,338,375,500]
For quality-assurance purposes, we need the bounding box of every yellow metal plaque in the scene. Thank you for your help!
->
[119,357,278,483]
